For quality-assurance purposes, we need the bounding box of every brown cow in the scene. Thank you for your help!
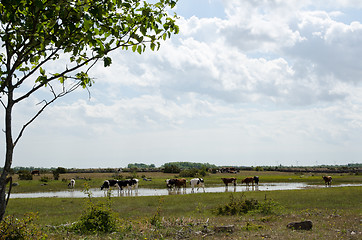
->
[322,176,332,186]
[221,178,237,187]
[241,177,254,186]
[166,178,187,190]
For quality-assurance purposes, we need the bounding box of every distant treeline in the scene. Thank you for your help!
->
[162,162,217,170]
[2,162,360,174]
[127,163,156,169]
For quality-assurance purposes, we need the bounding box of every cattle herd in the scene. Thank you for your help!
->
[65,174,333,195]
[96,176,261,195]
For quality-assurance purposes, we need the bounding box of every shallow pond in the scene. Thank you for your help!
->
[9,183,362,198]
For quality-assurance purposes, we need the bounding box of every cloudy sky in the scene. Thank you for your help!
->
[5,0,362,168]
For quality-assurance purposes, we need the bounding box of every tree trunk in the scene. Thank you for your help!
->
[0,93,14,221]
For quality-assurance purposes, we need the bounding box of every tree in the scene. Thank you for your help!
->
[0,0,179,221]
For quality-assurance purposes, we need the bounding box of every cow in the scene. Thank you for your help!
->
[190,178,205,193]
[68,178,75,188]
[128,179,139,192]
[253,176,259,185]
[221,178,237,187]
[322,176,332,186]
[166,178,187,190]
[100,180,120,191]
[241,177,254,186]
[31,170,40,176]
[117,179,139,192]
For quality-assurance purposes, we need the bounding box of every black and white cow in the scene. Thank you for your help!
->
[117,179,139,192]
[190,178,205,193]
[68,178,75,188]
[100,180,120,191]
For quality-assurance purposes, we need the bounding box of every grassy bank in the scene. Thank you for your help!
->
[5,186,362,239]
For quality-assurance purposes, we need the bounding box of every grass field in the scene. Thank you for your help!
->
[4,171,362,239]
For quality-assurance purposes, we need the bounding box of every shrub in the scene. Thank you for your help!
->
[163,165,180,173]
[52,171,60,180]
[71,202,117,233]
[149,197,164,228]
[55,167,67,174]
[254,166,264,171]
[40,176,51,182]
[178,169,198,178]
[71,184,118,234]
[178,168,208,178]
[214,194,281,216]
[126,171,138,179]
[18,171,33,180]
[0,212,47,239]
[111,174,124,180]
[258,199,281,215]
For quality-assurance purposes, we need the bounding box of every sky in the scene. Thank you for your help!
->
[3,0,362,168]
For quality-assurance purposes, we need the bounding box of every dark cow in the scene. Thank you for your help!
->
[241,177,254,186]
[322,176,332,186]
[253,176,259,185]
[221,178,237,187]
[100,180,120,190]
[166,178,187,190]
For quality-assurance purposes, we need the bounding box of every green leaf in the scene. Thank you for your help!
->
[40,67,45,75]
[132,45,137,52]
[103,57,112,67]
[137,45,142,54]
[150,42,155,51]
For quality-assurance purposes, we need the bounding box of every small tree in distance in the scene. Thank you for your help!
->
[0,0,179,221]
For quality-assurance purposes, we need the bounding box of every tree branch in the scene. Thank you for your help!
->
[13,80,82,147]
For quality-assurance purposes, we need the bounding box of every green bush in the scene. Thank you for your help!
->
[71,184,118,234]
[258,199,281,215]
[71,202,117,233]
[254,166,264,171]
[0,212,47,240]
[149,197,164,228]
[178,168,208,178]
[163,164,180,173]
[111,174,124,180]
[40,176,51,182]
[126,171,138,179]
[18,171,33,180]
[55,167,67,174]
[214,194,280,216]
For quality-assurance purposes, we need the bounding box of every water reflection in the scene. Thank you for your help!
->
[9,183,362,199]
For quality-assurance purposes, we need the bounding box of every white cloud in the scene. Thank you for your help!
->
[4,0,362,168]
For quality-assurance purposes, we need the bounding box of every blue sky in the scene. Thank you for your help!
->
[3,0,362,168]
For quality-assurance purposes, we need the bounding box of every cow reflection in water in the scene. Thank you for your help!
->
[119,190,139,197]
[167,188,185,195]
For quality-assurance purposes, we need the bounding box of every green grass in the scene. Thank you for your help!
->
[6,186,361,224]
[4,182,362,239]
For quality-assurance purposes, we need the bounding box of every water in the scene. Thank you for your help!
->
[9,183,362,199]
